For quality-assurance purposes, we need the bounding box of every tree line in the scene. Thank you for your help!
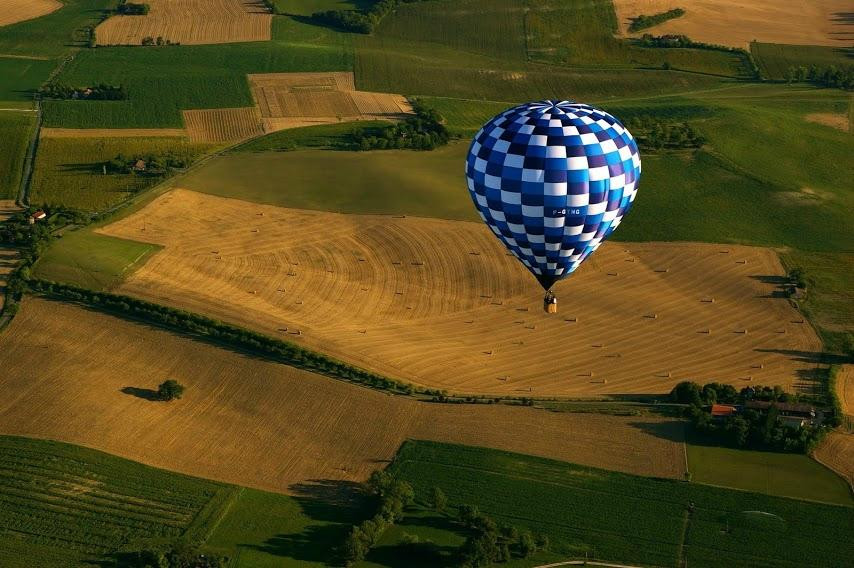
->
[39,83,127,100]
[624,116,705,150]
[341,472,549,566]
[116,0,150,15]
[636,34,760,77]
[627,8,685,33]
[670,380,840,453]
[105,152,193,174]
[352,99,450,150]
[784,64,854,90]
[311,0,429,34]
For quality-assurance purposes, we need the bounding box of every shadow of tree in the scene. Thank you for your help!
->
[628,420,686,443]
[120,386,160,401]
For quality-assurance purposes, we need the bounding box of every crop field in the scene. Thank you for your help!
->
[0,297,687,495]
[0,55,56,102]
[91,188,822,397]
[814,432,854,490]
[95,0,272,46]
[0,0,113,57]
[0,435,233,568]
[613,0,854,48]
[752,42,854,80]
[182,106,263,143]
[30,136,213,210]
[40,127,187,138]
[0,111,34,199]
[0,0,61,27]
[383,441,853,568]
[249,72,411,133]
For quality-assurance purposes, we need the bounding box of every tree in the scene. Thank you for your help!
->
[431,486,447,512]
[157,379,185,401]
[518,530,537,557]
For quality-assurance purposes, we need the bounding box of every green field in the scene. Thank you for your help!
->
[0,0,114,58]
[0,111,35,199]
[34,229,160,290]
[30,136,213,210]
[0,435,366,567]
[178,143,478,220]
[382,441,853,568]
[0,56,57,102]
[752,43,854,80]
[686,438,852,504]
[42,16,352,129]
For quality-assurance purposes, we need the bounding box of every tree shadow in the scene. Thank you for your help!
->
[120,386,160,401]
[754,348,849,365]
[243,523,350,566]
[628,420,686,443]
[366,542,459,568]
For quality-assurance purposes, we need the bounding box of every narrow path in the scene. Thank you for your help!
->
[534,560,648,568]
[676,507,692,568]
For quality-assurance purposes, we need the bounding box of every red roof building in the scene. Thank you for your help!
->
[710,404,738,418]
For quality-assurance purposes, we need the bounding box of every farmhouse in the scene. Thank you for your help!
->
[710,404,738,420]
[28,210,47,224]
[132,159,146,172]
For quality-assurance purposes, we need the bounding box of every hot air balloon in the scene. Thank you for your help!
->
[465,100,641,313]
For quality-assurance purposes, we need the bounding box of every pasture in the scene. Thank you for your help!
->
[0,55,56,102]
[752,43,853,80]
[0,0,61,27]
[685,436,851,504]
[94,188,822,397]
[0,0,113,57]
[95,0,272,46]
[383,441,853,568]
[30,136,213,210]
[0,110,34,199]
[613,0,853,48]
[0,297,687,494]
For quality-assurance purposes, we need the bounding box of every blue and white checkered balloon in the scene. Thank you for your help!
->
[465,100,641,290]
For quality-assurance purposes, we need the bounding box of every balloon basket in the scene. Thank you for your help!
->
[543,292,557,314]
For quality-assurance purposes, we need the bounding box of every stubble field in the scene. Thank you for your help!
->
[0,297,686,494]
[613,0,854,48]
[95,0,272,46]
[182,106,263,142]
[0,0,61,27]
[97,189,822,397]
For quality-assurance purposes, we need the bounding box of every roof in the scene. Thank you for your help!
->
[31,210,46,219]
[710,404,737,417]
[745,400,814,414]
[133,159,146,169]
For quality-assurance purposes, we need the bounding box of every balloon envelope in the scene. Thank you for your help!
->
[465,100,641,290]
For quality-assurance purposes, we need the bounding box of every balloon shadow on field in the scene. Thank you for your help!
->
[120,386,160,401]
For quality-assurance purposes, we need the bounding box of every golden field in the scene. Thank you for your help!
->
[0,297,686,493]
[97,188,823,397]
[0,0,61,27]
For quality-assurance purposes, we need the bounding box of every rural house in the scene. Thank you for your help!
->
[710,404,738,420]
[132,159,146,172]
[28,210,47,224]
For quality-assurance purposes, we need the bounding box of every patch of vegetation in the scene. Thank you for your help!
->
[784,64,854,90]
[141,35,180,46]
[751,43,853,80]
[625,117,705,150]
[628,8,685,33]
[30,137,213,210]
[670,381,836,453]
[233,120,394,152]
[157,379,186,401]
[635,34,759,77]
[116,0,150,15]
[342,471,414,563]
[0,56,58,102]
[0,111,35,199]
[353,99,449,150]
[27,280,418,396]
[39,82,127,101]
[312,0,430,34]
[106,151,194,174]
[385,441,852,568]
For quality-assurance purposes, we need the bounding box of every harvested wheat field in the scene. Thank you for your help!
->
[613,0,853,48]
[248,72,412,133]
[182,107,263,143]
[98,189,822,397]
[814,432,854,489]
[0,297,685,493]
[0,0,61,27]
[836,364,854,417]
[40,128,187,138]
[805,113,850,133]
[95,0,271,46]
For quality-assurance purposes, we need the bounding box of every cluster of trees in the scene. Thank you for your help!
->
[784,64,854,90]
[670,381,834,453]
[457,504,549,567]
[628,8,685,33]
[311,0,427,34]
[123,541,224,567]
[116,0,150,15]
[39,83,127,100]
[105,153,192,174]
[141,36,179,46]
[343,471,415,564]
[260,0,280,14]
[26,280,416,396]
[157,379,185,401]
[353,101,449,150]
[625,117,705,150]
